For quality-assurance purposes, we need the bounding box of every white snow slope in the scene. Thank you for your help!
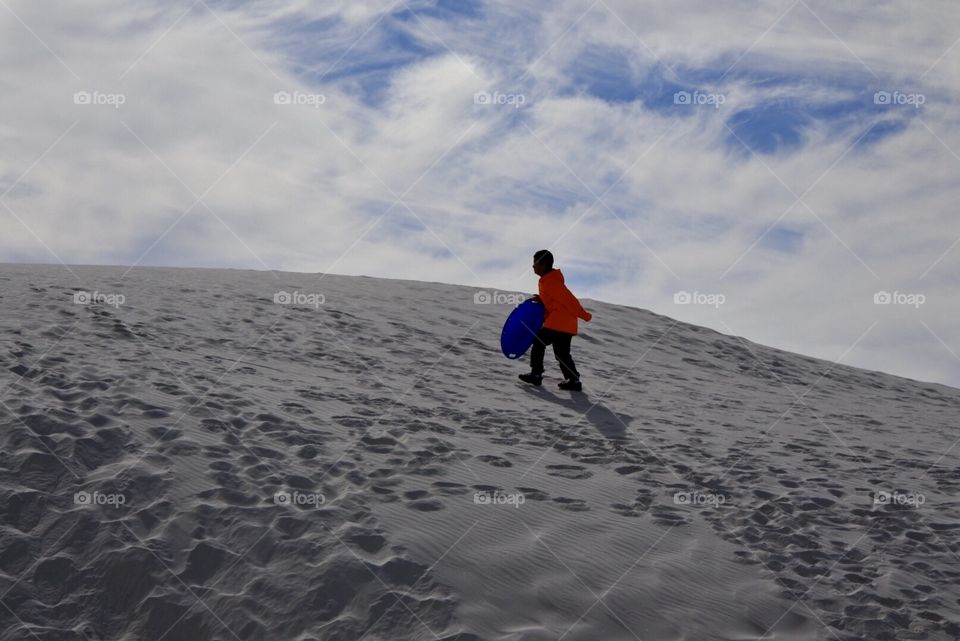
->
[1,264,958,641]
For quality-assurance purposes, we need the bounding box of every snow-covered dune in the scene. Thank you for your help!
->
[1,264,958,641]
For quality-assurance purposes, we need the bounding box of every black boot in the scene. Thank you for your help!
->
[558,378,582,391]
[519,372,543,386]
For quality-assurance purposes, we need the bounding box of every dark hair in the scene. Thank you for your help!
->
[533,249,554,269]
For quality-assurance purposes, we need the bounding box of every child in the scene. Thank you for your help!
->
[519,249,593,391]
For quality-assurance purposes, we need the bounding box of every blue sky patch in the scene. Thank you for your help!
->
[726,100,812,155]
[759,225,805,253]
[561,45,645,104]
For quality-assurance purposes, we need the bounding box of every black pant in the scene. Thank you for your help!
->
[530,327,580,380]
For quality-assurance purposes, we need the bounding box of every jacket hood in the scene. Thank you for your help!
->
[541,268,564,284]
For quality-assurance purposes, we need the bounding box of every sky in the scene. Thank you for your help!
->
[1,0,959,388]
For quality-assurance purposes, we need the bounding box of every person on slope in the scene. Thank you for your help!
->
[519,249,593,391]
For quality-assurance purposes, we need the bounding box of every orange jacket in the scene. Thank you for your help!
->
[538,269,592,334]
